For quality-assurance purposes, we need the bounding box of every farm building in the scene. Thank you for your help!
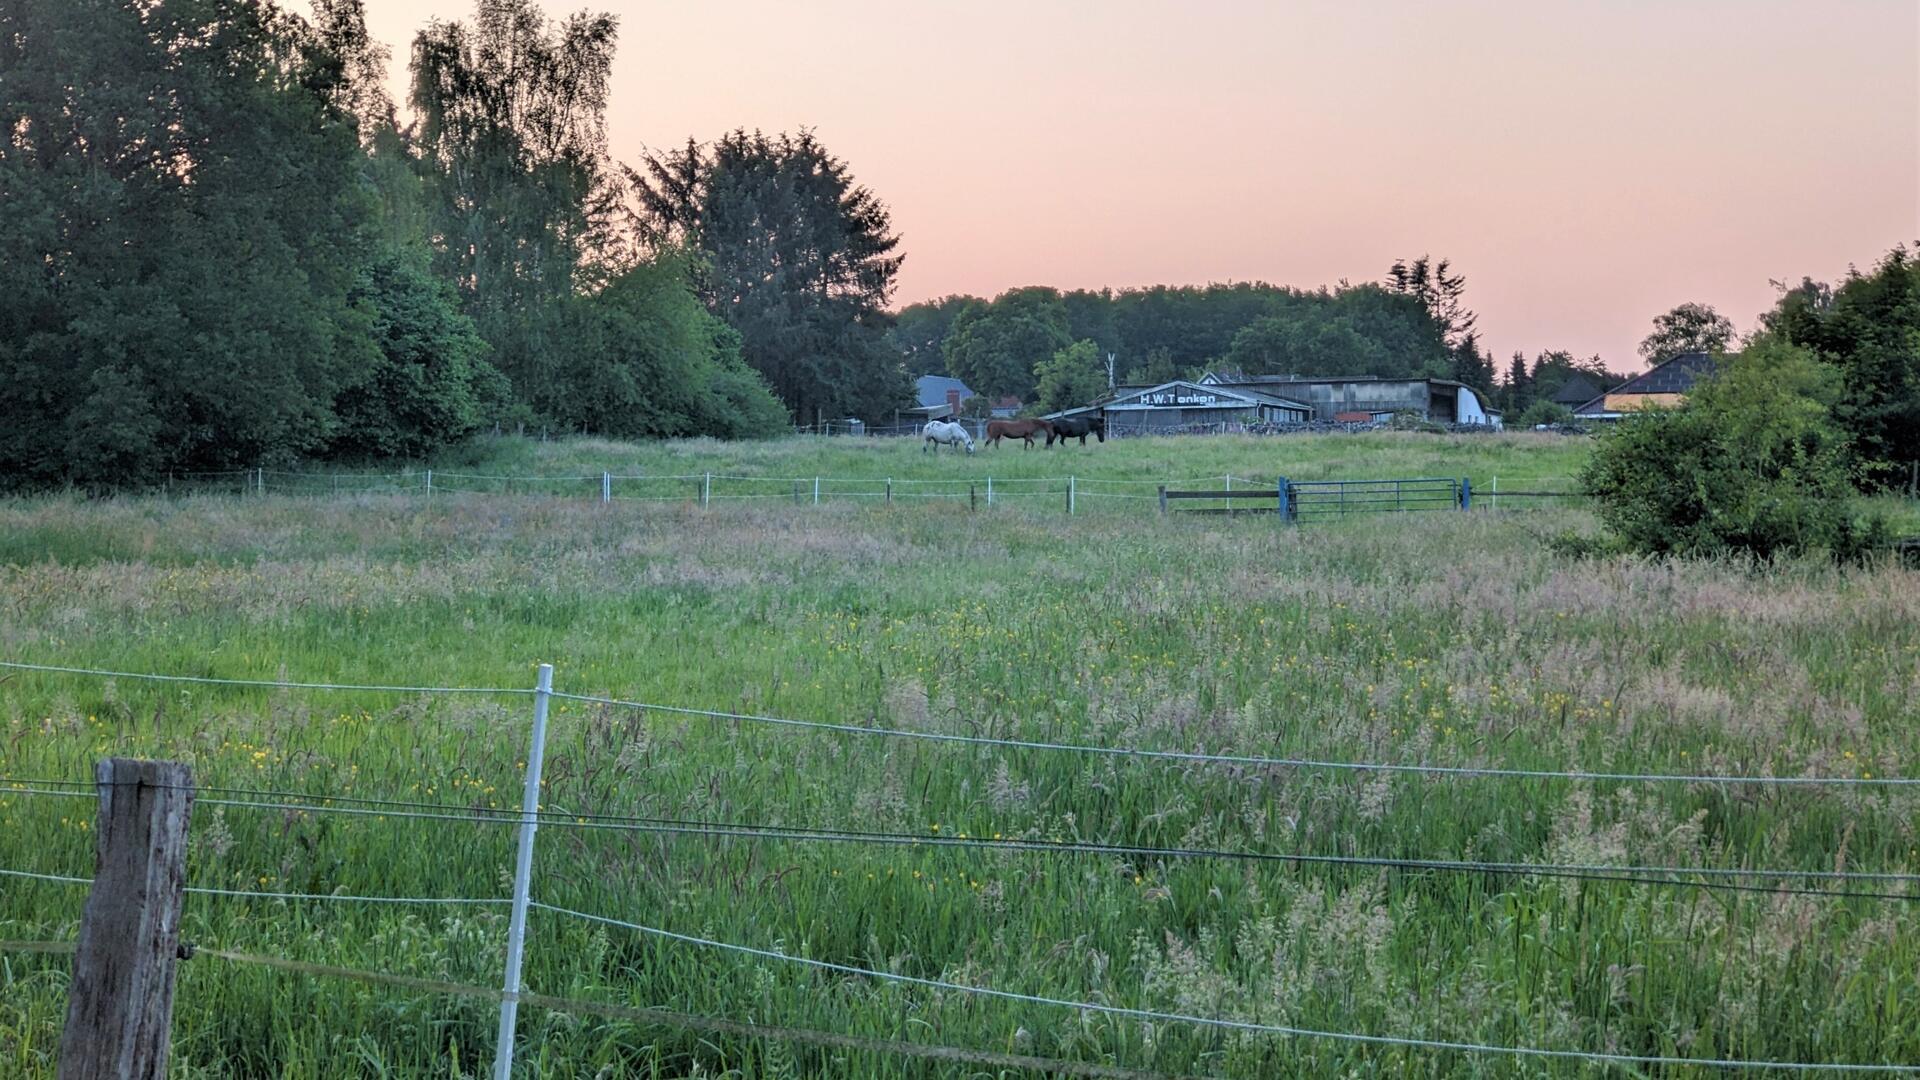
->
[1573,352,1720,420]
[1046,379,1312,432]
[908,375,974,421]
[1548,373,1604,411]
[906,376,1022,422]
[1049,374,1500,431]
[1195,374,1503,428]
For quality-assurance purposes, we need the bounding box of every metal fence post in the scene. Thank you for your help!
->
[886,478,892,504]
[494,662,553,1080]
[1459,477,1472,512]
[970,483,977,511]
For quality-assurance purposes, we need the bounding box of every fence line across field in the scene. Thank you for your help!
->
[7,657,1916,1077]
[162,463,1590,517]
[10,777,1915,901]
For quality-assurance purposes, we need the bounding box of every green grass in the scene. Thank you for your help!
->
[2,432,1918,1077]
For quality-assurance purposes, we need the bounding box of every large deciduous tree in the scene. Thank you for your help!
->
[941,287,1073,402]
[1638,302,1735,364]
[410,0,625,419]
[1762,247,1920,484]
[634,129,908,423]
[1033,340,1109,414]
[0,0,378,487]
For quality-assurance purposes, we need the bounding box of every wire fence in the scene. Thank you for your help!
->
[157,465,1590,517]
[2,657,1914,1075]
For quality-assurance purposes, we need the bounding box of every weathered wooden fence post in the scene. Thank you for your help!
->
[1158,485,1167,515]
[58,758,195,1080]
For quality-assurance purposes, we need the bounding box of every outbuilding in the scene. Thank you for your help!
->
[1573,352,1720,421]
[1048,379,1313,433]
[1195,373,1502,428]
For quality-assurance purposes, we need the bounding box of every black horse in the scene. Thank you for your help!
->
[1048,415,1106,446]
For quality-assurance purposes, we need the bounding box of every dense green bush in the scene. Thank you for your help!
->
[1580,340,1886,560]
[329,249,504,460]
[1514,400,1574,428]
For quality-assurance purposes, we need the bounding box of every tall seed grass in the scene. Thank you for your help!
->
[2,434,1917,1077]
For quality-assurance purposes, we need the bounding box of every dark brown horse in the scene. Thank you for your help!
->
[985,418,1053,448]
[1047,415,1106,446]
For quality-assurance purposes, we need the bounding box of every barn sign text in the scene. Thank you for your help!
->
[1133,390,1224,406]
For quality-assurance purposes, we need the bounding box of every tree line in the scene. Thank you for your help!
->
[895,256,1501,415]
[0,0,905,490]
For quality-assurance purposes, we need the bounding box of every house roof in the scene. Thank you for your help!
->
[1548,373,1603,406]
[1574,352,1721,415]
[914,375,975,410]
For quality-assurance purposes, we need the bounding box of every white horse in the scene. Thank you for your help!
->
[922,419,975,454]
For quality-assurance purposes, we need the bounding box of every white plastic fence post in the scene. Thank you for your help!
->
[813,477,819,505]
[255,468,263,497]
[602,471,611,504]
[986,476,993,507]
[426,469,433,498]
[702,473,711,507]
[493,662,553,1080]
[1069,475,1076,514]
[1491,475,1498,511]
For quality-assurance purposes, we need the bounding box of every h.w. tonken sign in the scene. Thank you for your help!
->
[1134,390,1223,407]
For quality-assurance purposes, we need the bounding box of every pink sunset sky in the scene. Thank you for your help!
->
[338,0,1917,371]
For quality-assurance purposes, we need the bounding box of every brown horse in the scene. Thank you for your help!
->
[985,418,1054,448]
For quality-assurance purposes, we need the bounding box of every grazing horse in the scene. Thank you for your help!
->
[985,418,1053,449]
[922,419,975,454]
[1048,415,1106,446]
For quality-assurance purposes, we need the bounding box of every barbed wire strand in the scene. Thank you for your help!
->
[7,780,1910,894]
[0,939,1194,1078]
[531,902,1917,1073]
[0,865,505,906]
[0,660,532,696]
[2,939,1188,1080]
[550,690,1918,788]
[521,816,1920,898]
